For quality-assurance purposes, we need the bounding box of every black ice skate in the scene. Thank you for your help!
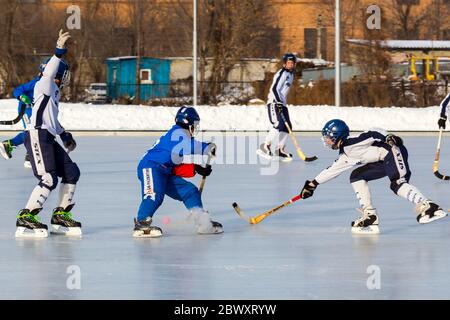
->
[197,220,224,235]
[133,217,163,238]
[256,143,273,160]
[275,147,293,162]
[351,207,380,235]
[416,200,447,224]
[51,204,82,236]
[0,140,13,160]
[15,209,48,238]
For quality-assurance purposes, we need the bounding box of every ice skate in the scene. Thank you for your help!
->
[256,143,273,160]
[15,209,48,238]
[190,208,224,234]
[50,204,82,236]
[416,200,447,224]
[275,147,293,162]
[197,220,224,235]
[351,207,380,235]
[0,140,13,160]
[23,154,32,169]
[133,217,162,238]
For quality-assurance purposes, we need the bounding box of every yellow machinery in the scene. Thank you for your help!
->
[409,55,439,81]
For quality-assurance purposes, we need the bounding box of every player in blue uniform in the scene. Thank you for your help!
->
[300,119,447,234]
[0,66,44,168]
[133,106,223,237]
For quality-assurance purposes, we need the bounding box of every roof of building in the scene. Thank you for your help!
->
[347,39,450,50]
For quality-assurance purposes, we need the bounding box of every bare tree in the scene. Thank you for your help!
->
[174,0,279,104]
[387,0,431,39]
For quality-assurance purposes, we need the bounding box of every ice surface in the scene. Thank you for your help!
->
[0,133,449,299]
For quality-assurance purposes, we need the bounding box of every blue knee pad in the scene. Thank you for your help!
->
[39,172,58,191]
[61,162,80,184]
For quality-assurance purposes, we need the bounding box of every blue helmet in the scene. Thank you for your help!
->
[282,53,297,64]
[40,58,71,88]
[322,119,349,149]
[175,106,200,135]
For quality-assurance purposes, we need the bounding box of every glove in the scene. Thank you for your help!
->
[60,131,77,152]
[275,103,284,112]
[194,164,212,177]
[19,94,31,105]
[301,180,318,199]
[206,142,216,157]
[385,134,403,147]
[438,116,447,130]
[56,29,71,49]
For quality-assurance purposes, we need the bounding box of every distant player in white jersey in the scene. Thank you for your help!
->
[257,53,297,162]
[438,93,450,130]
[299,119,447,234]
[15,30,82,238]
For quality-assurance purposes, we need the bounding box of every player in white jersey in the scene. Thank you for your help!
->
[299,119,447,234]
[438,93,450,129]
[15,30,82,238]
[257,53,297,162]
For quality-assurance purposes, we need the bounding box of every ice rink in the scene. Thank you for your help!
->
[0,133,449,300]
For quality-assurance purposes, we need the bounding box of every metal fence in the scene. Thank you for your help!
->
[1,79,449,107]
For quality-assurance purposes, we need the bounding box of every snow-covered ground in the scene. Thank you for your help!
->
[0,99,443,131]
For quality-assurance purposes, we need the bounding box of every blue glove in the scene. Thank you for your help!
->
[60,131,76,152]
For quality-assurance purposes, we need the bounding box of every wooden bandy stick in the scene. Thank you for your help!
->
[433,128,449,181]
[232,194,302,225]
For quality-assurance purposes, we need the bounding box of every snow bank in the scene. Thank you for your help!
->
[0,99,441,131]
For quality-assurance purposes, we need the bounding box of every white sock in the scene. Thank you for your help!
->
[265,128,279,146]
[351,180,373,209]
[26,186,51,211]
[57,183,76,209]
[277,132,289,149]
[396,183,426,204]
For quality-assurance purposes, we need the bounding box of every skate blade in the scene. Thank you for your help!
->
[418,211,448,224]
[23,161,32,169]
[15,227,48,238]
[351,225,380,235]
[274,156,293,163]
[256,149,273,161]
[133,229,163,238]
[0,148,10,160]
[197,226,224,235]
[51,224,82,236]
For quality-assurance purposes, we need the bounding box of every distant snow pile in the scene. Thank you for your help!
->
[0,99,442,131]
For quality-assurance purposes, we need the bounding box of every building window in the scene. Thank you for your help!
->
[140,69,153,84]
[304,28,327,60]
[112,67,117,83]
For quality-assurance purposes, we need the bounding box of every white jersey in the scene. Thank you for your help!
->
[28,55,64,136]
[314,131,389,184]
[440,93,450,118]
[267,68,294,106]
